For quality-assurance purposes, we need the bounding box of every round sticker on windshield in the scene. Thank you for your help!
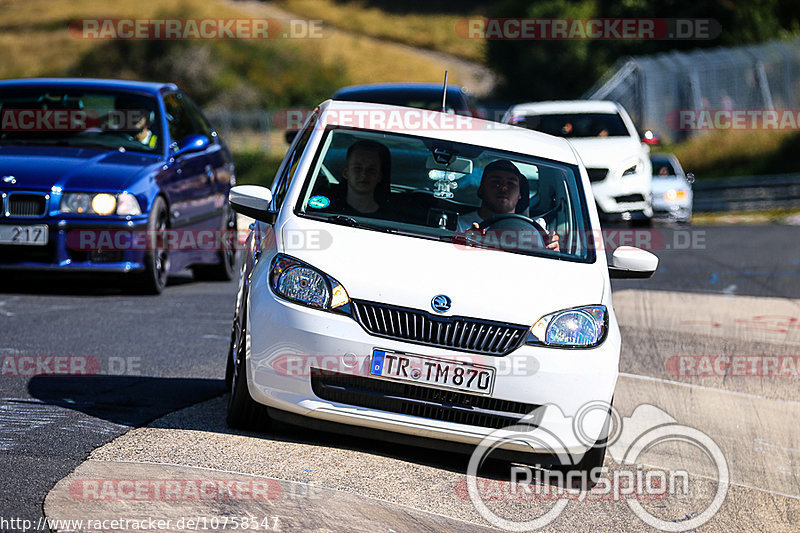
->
[308,195,330,209]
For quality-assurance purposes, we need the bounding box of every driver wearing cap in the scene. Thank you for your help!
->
[458,160,560,251]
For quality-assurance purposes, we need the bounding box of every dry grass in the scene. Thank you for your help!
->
[0,0,248,77]
[669,129,800,177]
[276,0,485,62]
[0,0,466,88]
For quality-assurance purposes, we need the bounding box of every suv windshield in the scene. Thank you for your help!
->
[0,88,162,154]
[517,112,629,138]
[296,127,594,262]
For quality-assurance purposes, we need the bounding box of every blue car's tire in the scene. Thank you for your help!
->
[129,196,169,294]
[192,210,237,281]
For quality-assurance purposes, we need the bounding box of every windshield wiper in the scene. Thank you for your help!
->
[305,213,396,233]
[301,212,450,241]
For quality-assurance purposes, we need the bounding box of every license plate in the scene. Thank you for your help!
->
[370,349,495,395]
[0,225,48,246]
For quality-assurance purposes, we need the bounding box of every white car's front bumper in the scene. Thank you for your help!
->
[590,169,653,219]
[245,277,621,458]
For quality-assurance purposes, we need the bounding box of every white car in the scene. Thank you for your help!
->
[226,100,657,479]
[503,100,653,225]
[650,153,693,224]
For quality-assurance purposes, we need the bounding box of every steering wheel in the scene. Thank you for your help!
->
[471,213,549,250]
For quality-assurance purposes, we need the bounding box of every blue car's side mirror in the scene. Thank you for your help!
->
[172,134,210,158]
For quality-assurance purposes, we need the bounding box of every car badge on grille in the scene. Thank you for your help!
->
[2,176,16,184]
[431,294,452,313]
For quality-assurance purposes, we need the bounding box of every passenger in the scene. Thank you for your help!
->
[458,160,560,251]
[336,140,391,216]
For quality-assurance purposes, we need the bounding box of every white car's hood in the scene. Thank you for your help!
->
[567,137,642,168]
[280,216,606,326]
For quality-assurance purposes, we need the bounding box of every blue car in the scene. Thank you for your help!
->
[0,78,236,293]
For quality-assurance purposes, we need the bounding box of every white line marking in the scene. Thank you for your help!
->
[619,372,800,406]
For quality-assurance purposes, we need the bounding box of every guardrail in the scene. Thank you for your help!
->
[692,172,800,212]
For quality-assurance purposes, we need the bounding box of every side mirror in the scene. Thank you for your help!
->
[229,185,277,224]
[686,172,695,185]
[173,134,210,158]
[285,130,298,145]
[608,246,658,279]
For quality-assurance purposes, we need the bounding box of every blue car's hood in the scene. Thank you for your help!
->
[0,145,162,192]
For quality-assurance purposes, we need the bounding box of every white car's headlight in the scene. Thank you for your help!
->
[527,305,608,347]
[269,254,350,311]
[622,164,638,176]
[60,192,141,216]
[663,189,689,202]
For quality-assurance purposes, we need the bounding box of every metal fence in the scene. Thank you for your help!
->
[204,109,272,152]
[585,38,800,143]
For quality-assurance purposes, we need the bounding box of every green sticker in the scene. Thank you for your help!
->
[308,195,330,209]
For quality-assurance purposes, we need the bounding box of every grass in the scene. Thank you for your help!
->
[668,129,800,178]
[692,208,800,225]
[0,0,468,90]
[275,0,486,62]
[231,150,286,187]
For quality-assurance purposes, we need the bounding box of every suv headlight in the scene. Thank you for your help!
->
[622,164,638,176]
[269,254,350,311]
[60,192,141,216]
[527,305,608,347]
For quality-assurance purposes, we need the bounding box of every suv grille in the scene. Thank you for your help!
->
[311,369,542,430]
[614,194,645,203]
[8,194,47,217]
[586,168,608,182]
[351,300,528,356]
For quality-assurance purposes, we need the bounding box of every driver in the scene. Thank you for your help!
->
[458,160,559,251]
[131,111,157,149]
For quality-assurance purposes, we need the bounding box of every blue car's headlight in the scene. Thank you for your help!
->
[269,254,349,311]
[60,192,141,215]
[527,305,608,348]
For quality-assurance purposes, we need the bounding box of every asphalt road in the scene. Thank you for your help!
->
[1,223,798,532]
[0,273,234,528]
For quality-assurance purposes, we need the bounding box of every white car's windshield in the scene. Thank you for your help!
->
[296,127,595,262]
[516,112,629,138]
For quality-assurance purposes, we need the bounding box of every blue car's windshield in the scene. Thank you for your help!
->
[0,88,162,154]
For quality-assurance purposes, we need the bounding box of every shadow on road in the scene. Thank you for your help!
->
[27,375,226,426]
[0,272,195,296]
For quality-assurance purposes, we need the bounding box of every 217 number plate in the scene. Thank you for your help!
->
[0,225,48,246]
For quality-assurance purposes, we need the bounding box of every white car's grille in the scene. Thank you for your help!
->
[351,300,528,356]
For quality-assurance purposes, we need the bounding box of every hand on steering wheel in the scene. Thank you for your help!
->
[477,213,550,248]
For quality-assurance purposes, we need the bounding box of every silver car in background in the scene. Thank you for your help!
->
[650,153,693,224]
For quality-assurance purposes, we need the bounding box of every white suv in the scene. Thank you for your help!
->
[503,100,653,224]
